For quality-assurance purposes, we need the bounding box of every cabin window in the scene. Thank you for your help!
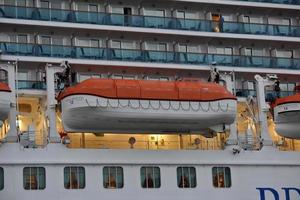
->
[0,167,3,190]
[103,166,123,189]
[89,4,98,12]
[4,0,14,6]
[41,36,51,45]
[276,50,293,58]
[147,42,167,51]
[40,1,50,8]
[144,9,165,17]
[177,11,197,19]
[245,48,263,57]
[177,167,196,188]
[23,167,46,190]
[216,47,233,55]
[17,34,28,44]
[64,166,85,189]
[141,167,161,188]
[90,39,101,48]
[212,167,231,188]
[178,44,187,52]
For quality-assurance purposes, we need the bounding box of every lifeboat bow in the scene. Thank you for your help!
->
[57,79,237,136]
[272,93,300,139]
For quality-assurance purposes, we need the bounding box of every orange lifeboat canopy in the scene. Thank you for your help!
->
[273,93,300,107]
[0,83,11,92]
[57,79,236,101]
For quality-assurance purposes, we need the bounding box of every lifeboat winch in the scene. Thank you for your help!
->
[272,93,300,139]
[57,79,237,136]
[0,82,11,127]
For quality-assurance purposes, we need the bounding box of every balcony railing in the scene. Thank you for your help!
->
[1,42,299,70]
[18,80,46,90]
[0,5,300,37]
[236,89,295,99]
[238,0,300,5]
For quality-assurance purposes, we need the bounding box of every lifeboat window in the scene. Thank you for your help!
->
[177,167,196,188]
[141,167,161,188]
[0,167,3,190]
[23,167,46,190]
[103,166,123,189]
[64,166,85,189]
[212,167,231,188]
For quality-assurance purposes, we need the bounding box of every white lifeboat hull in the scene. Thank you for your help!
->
[61,95,237,134]
[0,91,11,123]
[274,102,300,139]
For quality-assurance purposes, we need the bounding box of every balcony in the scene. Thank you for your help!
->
[18,80,46,90]
[236,89,295,99]
[238,0,300,5]
[1,42,299,70]
[0,5,300,38]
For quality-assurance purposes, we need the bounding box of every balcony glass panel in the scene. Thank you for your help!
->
[1,5,300,37]
[1,42,299,70]
[239,0,300,5]
[18,80,46,90]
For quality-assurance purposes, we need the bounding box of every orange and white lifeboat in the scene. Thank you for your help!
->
[0,82,11,126]
[57,79,237,135]
[273,91,300,139]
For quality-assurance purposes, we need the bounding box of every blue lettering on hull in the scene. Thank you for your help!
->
[257,187,300,200]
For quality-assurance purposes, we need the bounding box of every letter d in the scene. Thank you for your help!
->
[257,188,279,200]
[282,187,300,200]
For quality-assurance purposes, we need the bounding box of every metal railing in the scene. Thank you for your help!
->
[72,139,223,150]
[238,135,261,150]
[0,5,300,37]
[19,131,48,148]
[236,89,296,98]
[237,0,300,5]
[1,42,300,70]
[18,80,46,90]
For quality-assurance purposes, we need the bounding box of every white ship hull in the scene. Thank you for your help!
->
[0,144,300,200]
[61,95,237,134]
[274,102,300,139]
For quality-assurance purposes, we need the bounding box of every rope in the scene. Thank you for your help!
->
[128,100,140,109]
[140,100,151,109]
[160,100,171,110]
[199,102,210,112]
[190,101,200,112]
[149,100,160,110]
[209,101,220,112]
[170,101,180,111]
[180,101,190,111]
[87,97,232,113]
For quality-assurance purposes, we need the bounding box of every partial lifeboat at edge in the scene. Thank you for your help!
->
[0,82,11,127]
[272,88,300,139]
[57,79,237,135]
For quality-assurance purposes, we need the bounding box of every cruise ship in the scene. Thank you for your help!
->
[0,0,300,199]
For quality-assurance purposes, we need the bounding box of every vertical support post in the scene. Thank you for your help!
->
[45,63,62,143]
[254,75,273,146]
[222,72,238,146]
